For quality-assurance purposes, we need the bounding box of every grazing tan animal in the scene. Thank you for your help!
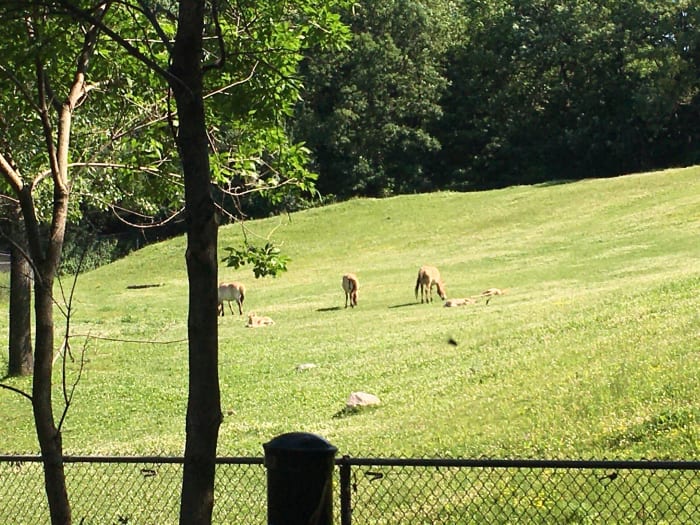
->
[415,265,447,303]
[444,297,477,307]
[342,273,359,308]
[478,287,507,305]
[218,281,246,316]
[246,312,275,328]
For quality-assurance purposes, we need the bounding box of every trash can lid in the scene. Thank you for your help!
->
[263,432,338,454]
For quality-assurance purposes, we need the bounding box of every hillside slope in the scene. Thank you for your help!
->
[1,167,698,458]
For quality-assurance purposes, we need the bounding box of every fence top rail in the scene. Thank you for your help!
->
[0,455,263,465]
[1,455,699,470]
[336,456,700,470]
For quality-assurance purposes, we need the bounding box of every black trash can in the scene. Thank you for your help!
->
[263,432,338,525]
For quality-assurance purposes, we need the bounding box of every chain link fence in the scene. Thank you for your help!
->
[1,456,266,524]
[1,455,699,524]
[339,457,700,524]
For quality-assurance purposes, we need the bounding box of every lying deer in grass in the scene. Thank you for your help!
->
[246,312,275,328]
[342,273,359,308]
[444,297,477,307]
[415,265,446,303]
[218,282,245,316]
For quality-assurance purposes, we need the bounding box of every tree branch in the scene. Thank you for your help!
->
[203,61,258,99]
[0,152,24,194]
[0,64,42,114]
[0,383,33,403]
[133,0,174,54]
[202,0,226,73]
[0,220,42,285]
[57,248,90,432]
[55,0,189,93]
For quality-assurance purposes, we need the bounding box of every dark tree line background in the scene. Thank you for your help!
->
[293,0,699,199]
[5,0,697,264]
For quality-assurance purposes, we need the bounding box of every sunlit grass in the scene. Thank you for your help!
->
[1,166,699,460]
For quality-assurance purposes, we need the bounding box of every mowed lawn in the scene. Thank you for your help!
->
[1,167,698,459]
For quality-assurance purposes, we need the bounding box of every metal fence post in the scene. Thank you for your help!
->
[263,432,338,525]
[339,455,352,525]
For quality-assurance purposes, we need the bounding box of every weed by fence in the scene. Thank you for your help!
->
[1,455,699,524]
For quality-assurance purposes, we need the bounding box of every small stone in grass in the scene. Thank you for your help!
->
[346,392,381,408]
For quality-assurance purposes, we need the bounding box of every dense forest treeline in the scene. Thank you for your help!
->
[3,0,698,260]
[293,0,700,198]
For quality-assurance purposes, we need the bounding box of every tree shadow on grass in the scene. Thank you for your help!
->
[388,302,420,309]
[317,306,341,312]
[126,283,164,289]
[332,405,380,419]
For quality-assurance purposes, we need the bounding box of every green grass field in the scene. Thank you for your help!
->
[1,166,698,459]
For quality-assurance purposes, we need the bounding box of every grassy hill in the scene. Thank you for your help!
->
[1,166,698,459]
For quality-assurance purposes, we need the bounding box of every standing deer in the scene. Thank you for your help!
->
[342,273,359,308]
[478,287,506,305]
[218,281,245,316]
[415,265,446,303]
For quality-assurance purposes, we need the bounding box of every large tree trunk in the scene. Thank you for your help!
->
[33,274,71,525]
[23,142,72,524]
[0,5,108,524]
[4,165,72,525]
[8,205,33,376]
[171,2,222,524]
[9,241,33,375]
